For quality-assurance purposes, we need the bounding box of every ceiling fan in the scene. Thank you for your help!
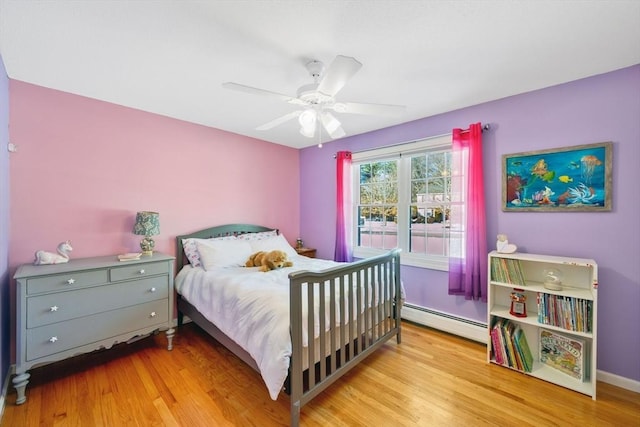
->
[222,55,406,140]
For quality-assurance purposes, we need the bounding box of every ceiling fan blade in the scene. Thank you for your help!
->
[256,110,301,130]
[222,82,307,105]
[335,101,406,116]
[316,55,362,97]
[320,112,346,139]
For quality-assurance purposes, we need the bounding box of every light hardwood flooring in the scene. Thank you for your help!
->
[2,321,638,426]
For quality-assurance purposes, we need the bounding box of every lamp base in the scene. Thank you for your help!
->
[140,236,155,256]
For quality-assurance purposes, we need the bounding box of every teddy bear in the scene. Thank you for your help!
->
[245,250,293,272]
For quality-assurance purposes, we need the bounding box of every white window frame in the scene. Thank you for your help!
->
[351,134,455,271]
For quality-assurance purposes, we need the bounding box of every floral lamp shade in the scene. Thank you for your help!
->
[133,211,160,255]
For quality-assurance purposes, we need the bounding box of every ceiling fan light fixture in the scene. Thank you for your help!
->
[298,109,316,127]
[299,109,317,137]
[300,125,316,138]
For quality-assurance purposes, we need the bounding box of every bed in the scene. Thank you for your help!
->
[174,224,402,426]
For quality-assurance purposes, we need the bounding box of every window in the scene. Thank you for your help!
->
[352,135,461,270]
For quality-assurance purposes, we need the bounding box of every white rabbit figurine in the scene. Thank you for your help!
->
[34,241,73,265]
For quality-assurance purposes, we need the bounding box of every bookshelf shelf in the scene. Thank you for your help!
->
[489,280,594,301]
[487,250,598,399]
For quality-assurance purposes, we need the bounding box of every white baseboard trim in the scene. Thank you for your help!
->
[597,369,640,394]
[401,304,640,394]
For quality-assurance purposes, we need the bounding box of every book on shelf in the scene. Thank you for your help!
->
[491,318,533,373]
[537,293,593,333]
[504,321,523,370]
[513,327,534,372]
[539,329,586,381]
[491,258,504,283]
[499,319,516,368]
[490,318,506,365]
[490,257,526,285]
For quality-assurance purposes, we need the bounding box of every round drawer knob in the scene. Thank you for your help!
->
[49,336,58,343]
[66,278,75,285]
[139,269,145,274]
[150,312,157,318]
[50,306,59,312]
[150,287,156,292]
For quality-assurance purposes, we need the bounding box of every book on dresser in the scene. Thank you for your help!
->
[117,252,143,261]
[487,250,598,399]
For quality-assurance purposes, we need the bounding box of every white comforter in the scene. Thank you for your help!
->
[175,255,345,400]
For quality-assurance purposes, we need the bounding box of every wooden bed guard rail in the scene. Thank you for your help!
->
[287,248,402,426]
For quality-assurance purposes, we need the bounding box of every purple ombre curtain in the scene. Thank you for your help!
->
[448,123,488,301]
[334,151,352,262]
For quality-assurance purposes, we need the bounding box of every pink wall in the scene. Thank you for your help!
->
[0,55,10,393]
[8,81,300,270]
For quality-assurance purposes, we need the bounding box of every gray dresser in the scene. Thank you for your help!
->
[12,252,175,404]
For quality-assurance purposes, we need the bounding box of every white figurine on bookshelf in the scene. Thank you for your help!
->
[496,234,517,253]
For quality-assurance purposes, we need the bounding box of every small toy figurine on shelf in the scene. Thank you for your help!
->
[509,290,527,317]
[296,238,304,249]
[496,234,517,253]
[34,240,73,265]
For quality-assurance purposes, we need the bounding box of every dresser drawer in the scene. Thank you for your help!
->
[26,270,108,295]
[27,276,169,329]
[26,299,169,361]
[110,261,170,282]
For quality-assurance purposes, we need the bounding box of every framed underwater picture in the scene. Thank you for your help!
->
[502,141,612,212]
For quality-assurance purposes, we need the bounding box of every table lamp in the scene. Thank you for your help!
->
[133,211,160,255]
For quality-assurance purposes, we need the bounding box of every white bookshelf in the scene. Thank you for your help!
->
[487,250,598,399]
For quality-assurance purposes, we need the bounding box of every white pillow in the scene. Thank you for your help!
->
[237,229,278,241]
[249,234,298,259]
[182,236,236,267]
[196,239,253,270]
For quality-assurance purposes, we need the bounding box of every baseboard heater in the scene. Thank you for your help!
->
[401,303,487,343]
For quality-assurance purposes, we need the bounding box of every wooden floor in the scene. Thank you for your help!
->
[2,321,639,426]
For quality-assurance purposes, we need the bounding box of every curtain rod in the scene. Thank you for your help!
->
[334,123,491,157]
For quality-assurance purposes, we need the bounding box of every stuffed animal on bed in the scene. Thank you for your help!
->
[245,250,293,272]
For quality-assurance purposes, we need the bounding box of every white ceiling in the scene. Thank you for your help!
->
[1,1,639,149]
